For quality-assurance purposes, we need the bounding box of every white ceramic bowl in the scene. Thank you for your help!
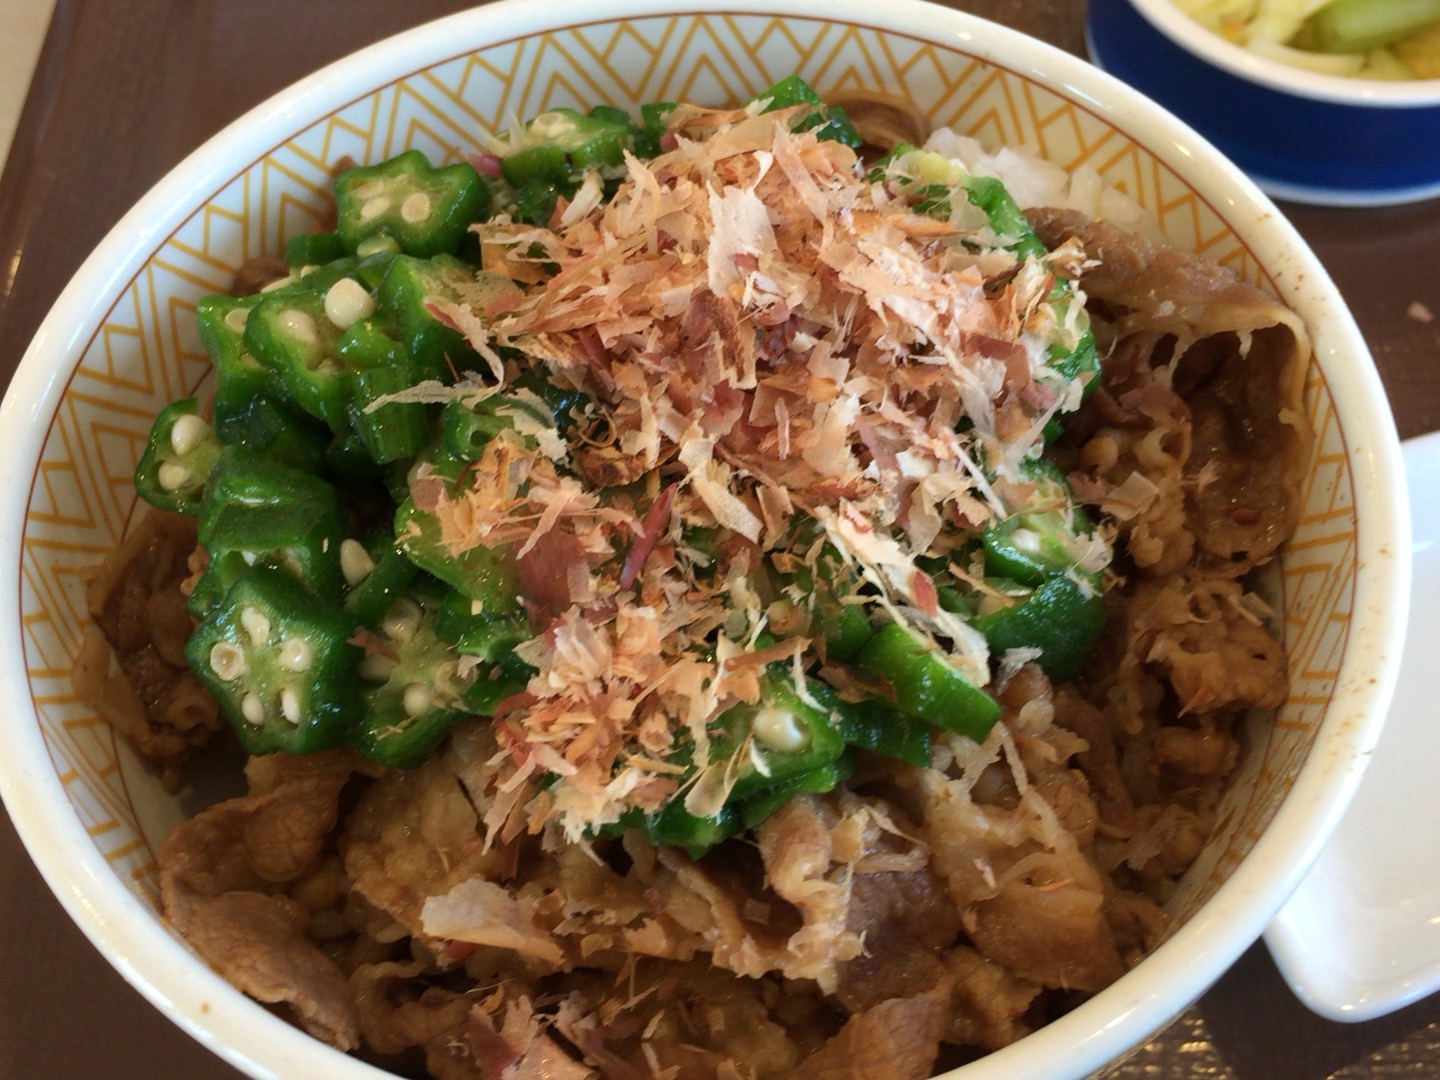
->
[0,2,1411,1078]
[1087,0,1440,205]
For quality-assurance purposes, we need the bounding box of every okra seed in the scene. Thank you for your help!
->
[400,192,432,223]
[278,307,319,346]
[240,606,272,646]
[157,462,192,492]
[751,707,810,753]
[324,277,375,331]
[169,413,211,457]
[339,538,376,586]
[360,196,390,222]
[280,686,302,724]
[383,597,423,643]
[402,683,432,718]
[1011,527,1044,556]
[360,653,398,682]
[260,273,298,293]
[356,234,401,257]
[240,692,266,726]
[353,179,386,200]
[529,111,577,141]
[223,307,249,334]
[278,637,313,673]
[208,642,247,680]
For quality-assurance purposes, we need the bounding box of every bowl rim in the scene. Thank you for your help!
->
[1120,0,1440,105]
[0,1,1412,1078]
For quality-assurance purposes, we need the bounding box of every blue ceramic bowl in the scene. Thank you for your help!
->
[1086,0,1440,205]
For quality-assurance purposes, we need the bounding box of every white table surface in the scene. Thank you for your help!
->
[0,0,58,174]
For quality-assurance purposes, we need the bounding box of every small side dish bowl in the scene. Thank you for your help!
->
[1086,0,1440,205]
[0,1,1411,1078]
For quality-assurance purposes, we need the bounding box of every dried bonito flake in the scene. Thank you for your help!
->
[427,105,1098,837]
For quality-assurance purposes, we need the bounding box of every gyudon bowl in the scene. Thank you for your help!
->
[0,1,1409,1078]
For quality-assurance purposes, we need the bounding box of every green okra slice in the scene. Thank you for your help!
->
[432,589,530,663]
[974,574,1106,685]
[499,106,637,186]
[499,177,569,227]
[982,458,1106,588]
[348,364,431,467]
[133,398,222,515]
[643,798,744,857]
[510,362,591,436]
[197,293,333,470]
[737,752,857,831]
[434,392,554,471]
[348,585,491,768]
[835,700,932,768]
[189,446,350,617]
[186,563,363,756]
[340,536,423,631]
[197,293,266,417]
[240,253,400,435]
[243,281,352,432]
[375,253,481,380]
[634,101,678,158]
[283,231,350,270]
[855,621,1001,743]
[750,75,862,148]
[393,497,523,613]
[334,150,490,259]
[705,667,849,804]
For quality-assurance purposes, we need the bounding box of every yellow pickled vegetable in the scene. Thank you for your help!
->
[1172,0,1440,78]
[1305,0,1440,52]
[1392,19,1440,75]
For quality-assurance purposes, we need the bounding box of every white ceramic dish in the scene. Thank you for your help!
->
[1086,0,1440,206]
[0,2,1411,1078]
[1267,429,1440,1023]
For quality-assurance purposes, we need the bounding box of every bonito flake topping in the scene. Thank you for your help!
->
[426,102,1102,841]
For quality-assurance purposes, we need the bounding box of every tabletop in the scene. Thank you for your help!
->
[1,1,1438,1078]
